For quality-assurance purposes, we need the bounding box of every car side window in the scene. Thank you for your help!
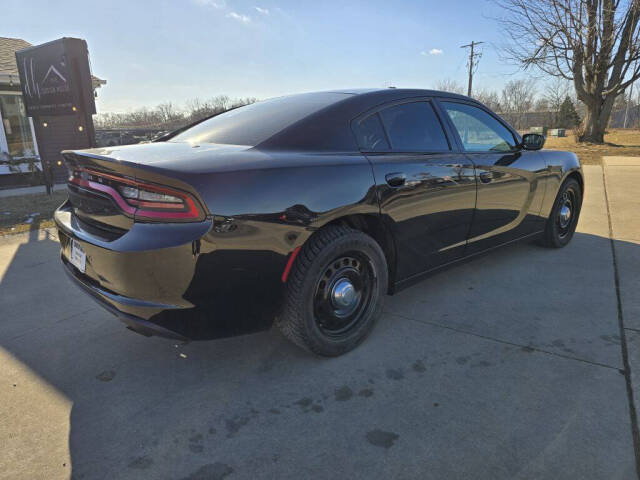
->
[441,102,516,152]
[353,113,390,151]
[379,102,450,152]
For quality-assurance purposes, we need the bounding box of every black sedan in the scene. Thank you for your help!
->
[54,89,583,356]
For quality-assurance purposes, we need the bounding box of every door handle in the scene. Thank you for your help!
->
[479,171,494,183]
[385,172,406,187]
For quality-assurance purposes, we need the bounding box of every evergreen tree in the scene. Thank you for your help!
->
[557,97,580,128]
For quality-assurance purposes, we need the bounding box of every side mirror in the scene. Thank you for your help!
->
[521,133,545,151]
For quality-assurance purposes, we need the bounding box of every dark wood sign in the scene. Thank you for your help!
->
[15,37,96,117]
[15,37,97,192]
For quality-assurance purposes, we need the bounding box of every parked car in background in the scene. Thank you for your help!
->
[54,89,583,356]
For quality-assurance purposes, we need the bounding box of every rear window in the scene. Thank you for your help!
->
[353,113,390,151]
[169,92,351,146]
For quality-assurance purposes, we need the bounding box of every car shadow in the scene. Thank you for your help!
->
[0,228,637,479]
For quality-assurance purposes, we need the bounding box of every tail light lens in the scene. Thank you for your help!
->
[69,168,204,221]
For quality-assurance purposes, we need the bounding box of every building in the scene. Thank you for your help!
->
[0,37,105,187]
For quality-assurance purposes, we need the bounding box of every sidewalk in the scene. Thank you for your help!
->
[604,156,640,462]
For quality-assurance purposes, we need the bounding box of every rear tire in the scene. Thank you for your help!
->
[277,225,388,356]
[538,177,582,248]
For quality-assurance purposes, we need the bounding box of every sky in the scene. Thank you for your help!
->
[3,0,529,113]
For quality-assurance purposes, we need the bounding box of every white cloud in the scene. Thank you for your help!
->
[429,48,444,55]
[227,11,252,23]
[193,0,253,25]
[254,6,269,14]
[194,0,226,8]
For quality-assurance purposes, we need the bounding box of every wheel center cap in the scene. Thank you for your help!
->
[332,279,356,308]
[559,204,571,227]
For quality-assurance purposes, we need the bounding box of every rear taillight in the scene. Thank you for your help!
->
[69,168,204,221]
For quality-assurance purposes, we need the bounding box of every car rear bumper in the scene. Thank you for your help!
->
[61,257,189,341]
[54,201,287,340]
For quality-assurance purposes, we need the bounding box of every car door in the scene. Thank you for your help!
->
[438,100,547,255]
[352,99,476,281]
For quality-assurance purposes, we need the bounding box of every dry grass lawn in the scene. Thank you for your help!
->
[0,190,66,236]
[545,128,640,165]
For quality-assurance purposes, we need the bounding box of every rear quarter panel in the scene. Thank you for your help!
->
[166,151,380,337]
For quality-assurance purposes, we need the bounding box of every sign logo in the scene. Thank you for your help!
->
[15,38,96,117]
[22,57,70,100]
[41,64,68,91]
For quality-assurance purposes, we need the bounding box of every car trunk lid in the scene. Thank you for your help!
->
[62,146,209,236]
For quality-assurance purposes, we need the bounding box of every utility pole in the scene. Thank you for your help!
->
[460,41,484,97]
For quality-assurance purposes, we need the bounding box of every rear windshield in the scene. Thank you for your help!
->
[169,92,351,146]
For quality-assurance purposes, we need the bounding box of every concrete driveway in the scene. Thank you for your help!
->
[1,161,639,480]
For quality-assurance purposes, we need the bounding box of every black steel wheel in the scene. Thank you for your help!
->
[277,225,388,356]
[313,253,374,337]
[557,188,575,239]
[539,177,582,248]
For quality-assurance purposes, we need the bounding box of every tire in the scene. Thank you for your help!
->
[538,177,582,248]
[277,225,388,356]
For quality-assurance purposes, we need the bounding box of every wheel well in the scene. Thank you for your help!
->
[324,214,397,294]
[566,170,584,194]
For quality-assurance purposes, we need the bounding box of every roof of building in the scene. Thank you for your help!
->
[0,37,31,75]
[0,36,106,88]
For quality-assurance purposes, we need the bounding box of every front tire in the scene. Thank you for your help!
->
[277,226,388,356]
[539,177,582,248]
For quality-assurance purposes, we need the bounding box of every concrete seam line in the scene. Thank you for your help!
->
[388,312,621,371]
[7,307,98,342]
[603,164,640,478]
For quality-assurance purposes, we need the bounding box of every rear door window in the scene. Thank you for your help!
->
[379,102,450,152]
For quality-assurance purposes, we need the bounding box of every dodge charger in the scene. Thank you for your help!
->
[54,89,583,356]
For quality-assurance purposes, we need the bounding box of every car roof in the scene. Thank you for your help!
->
[256,88,485,151]
[323,87,475,102]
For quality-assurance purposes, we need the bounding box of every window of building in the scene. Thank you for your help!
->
[0,93,36,158]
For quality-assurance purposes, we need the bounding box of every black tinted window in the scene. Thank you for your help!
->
[170,92,350,146]
[353,114,389,151]
[442,102,516,152]
[379,102,449,151]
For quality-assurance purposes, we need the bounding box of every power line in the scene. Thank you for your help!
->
[460,41,484,97]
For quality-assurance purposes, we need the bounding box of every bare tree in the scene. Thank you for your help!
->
[495,0,640,142]
[544,77,573,126]
[534,97,550,111]
[500,78,537,129]
[185,96,229,122]
[473,88,502,110]
[157,102,183,124]
[533,97,556,126]
[95,96,257,130]
[435,79,466,95]
[185,95,258,122]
